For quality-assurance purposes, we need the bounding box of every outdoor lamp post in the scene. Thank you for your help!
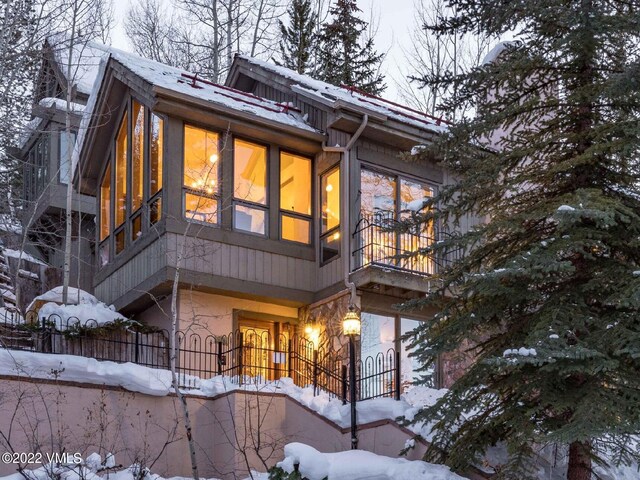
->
[342,306,360,450]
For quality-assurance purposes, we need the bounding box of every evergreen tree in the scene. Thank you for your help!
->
[276,0,317,75]
[316,0,385,95]
[405,2,640,479]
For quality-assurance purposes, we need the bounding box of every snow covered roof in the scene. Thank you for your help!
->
[47,34,111,95]
[235,55,449,134]
[39,97,85,113]
[482,41,520,65]
[105,49,317,133]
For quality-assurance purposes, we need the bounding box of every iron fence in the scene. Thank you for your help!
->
[352,211,463,275]
[0,311,401,401]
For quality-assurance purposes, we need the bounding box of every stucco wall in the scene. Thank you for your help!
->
[177,290,299,336]
[0,377,427,480]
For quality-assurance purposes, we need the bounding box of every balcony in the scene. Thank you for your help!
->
[351,211,461,296]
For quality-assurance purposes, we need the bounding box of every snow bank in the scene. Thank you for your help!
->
[277,443,464,480]
[0,349,173,396]
[27,287,127,330]
[0,452,227,480]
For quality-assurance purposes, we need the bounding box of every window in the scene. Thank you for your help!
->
[233,139,267,235]
[358,167,435,273]
[280,152,311,244]
[59,131,76,184]
[320,166,340,262]
[100,163,111,241]
[131,101,144,212]
[183,125,219,224]
[115,113,127,228]
[99,163,111,267]
[150,114,163,197]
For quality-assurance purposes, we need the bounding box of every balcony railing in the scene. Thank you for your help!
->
[352,211,461,276]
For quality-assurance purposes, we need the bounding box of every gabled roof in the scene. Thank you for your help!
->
[46,33,111,96]
[75,47,321,191]
[106,49,317,133]
[230,55,449,135]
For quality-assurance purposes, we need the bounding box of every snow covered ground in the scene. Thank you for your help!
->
[276,442,463,480]
[0,349,637,479]
[0,452,265,480]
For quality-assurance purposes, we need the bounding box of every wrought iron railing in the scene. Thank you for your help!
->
[352,211,463,275]
[0,312,402,402]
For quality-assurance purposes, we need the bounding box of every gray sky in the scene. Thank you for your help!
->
[109,0,418,102]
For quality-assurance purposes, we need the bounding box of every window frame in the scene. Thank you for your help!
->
[58,129,77,185]
[232,136,270,237]
[278,148,313,245]
[147,112,165,228]
[319,164,341,265]
[182,122,222,226]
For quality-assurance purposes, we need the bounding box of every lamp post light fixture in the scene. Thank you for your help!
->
[342,305,361,450]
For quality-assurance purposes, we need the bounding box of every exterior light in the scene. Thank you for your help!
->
[342,307,361,336]
[304,321,321,348]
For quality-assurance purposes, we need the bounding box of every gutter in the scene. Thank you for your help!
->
[322,114,369,307]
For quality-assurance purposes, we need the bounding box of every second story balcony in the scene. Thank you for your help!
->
[351,210,461,296]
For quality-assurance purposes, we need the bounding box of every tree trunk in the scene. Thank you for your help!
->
[567,441,591,480]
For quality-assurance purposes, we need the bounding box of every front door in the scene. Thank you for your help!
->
[238,318,290,381]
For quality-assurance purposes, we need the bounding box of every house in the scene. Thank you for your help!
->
[17,36,109,298]
[70,46,477,389]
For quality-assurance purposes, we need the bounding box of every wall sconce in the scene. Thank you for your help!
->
[304,321,321,348]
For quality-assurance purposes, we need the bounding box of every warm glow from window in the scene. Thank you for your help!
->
[99,163,111,241]
[150,115,163,197]
[184,125,219,192]
[115,114,127,227]
[321,167,340,233]
[234,139,267,205]
[185,193,218,224]
[280,152,311,214]
[132,101,144,211]
[282,214,310,244]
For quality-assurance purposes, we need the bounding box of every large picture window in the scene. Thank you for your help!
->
[100,101,163,265]
[358,167,435,273]
[233,138,267,235]
[183,125,219,224]
[320,166,340,262]
[280,152,311,244]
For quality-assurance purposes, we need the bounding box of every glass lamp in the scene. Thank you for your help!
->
[342,307,361,336]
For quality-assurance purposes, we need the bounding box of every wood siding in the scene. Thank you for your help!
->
[166,233,316,292]
[95,236,167,305]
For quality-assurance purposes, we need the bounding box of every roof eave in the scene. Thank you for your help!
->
[152,85,326,142]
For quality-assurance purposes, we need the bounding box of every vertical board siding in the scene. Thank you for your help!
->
[95,236,167,305]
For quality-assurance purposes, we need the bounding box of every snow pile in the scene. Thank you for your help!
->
[503,347,537,357]
[0,349,174,396]
[28,287,127,331]
[557,205,575,212]
[276,442,465,480]
[0,452,227,480]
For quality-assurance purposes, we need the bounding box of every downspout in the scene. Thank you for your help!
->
[322,114,369,307]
